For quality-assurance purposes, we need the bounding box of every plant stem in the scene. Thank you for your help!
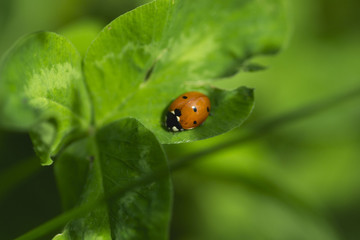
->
[172,85,360,169]
[15,85,360,240]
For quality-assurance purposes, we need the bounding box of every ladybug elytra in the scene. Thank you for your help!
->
[166,91,211,132]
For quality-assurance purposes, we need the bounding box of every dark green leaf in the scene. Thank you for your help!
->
[54,118,172,239]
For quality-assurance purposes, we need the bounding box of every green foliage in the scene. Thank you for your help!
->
[59,19,105,57]
[0,0,286,239]
[0,32,91,165]
[85,0,286,143]
[54,119,171,240]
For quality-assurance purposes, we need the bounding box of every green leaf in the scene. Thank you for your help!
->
[54,118,172,239]
[84,0,286,143]
[0,32,91,165]
[59,18,105,57]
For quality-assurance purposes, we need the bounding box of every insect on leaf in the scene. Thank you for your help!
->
[84,0,287,143]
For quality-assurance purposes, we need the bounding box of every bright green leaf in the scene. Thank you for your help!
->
[84,0,286,143]
[54,118,172,240]
[0,32,91,165]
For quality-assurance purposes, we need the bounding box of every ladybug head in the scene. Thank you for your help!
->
[166,110,183,132]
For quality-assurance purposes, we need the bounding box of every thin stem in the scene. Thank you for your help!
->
[173,85,360,169]
[15,85,360,240]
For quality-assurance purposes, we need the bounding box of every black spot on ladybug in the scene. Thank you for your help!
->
[207,107,210,112]
[182,96,188,99]
[174,109,181,116]
[193,121,197,124]
[192,106,197,112]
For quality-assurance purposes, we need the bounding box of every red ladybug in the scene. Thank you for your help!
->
[166,91,211,132]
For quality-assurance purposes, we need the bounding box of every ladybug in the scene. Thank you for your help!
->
[166,91,211,132]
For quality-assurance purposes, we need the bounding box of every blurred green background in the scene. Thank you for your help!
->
[1,0,360,239]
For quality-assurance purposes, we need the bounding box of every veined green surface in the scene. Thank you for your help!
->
[84,0,286,143]
[0,32,91,165]
[54,119,171,240]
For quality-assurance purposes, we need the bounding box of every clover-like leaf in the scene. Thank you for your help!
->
[54,118,172,240]
[0,32,91,165]
[84,0,286,143]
